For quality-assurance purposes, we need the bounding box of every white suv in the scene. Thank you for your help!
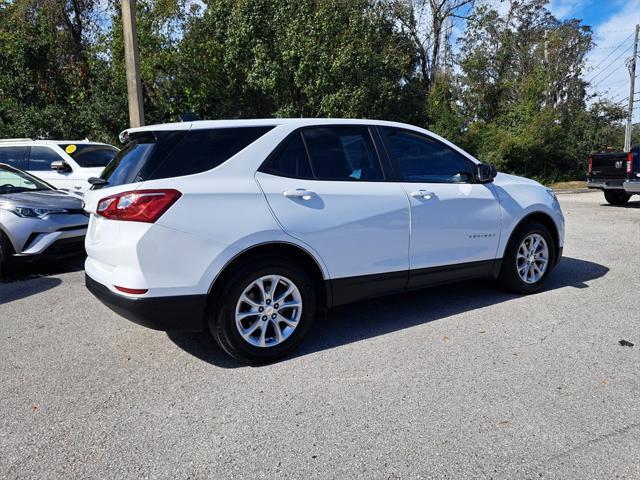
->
[83,119,565,364]
[0,139,118,195]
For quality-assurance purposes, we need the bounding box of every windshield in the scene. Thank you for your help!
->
[0,166,53,194]
[61,144,119,168]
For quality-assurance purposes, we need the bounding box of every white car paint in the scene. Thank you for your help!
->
[83,118,565,302]
[0,140,117,195]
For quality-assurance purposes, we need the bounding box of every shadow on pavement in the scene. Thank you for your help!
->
[167,330,242,369]
[0,255,85,304]
[168,256,609,368]
[600,200,640,209]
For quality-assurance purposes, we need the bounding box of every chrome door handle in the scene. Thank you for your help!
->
[410,190,435,199]
[283,189,316,200]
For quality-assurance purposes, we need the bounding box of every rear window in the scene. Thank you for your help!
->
[99,126,273,187]
[61,144,119,168]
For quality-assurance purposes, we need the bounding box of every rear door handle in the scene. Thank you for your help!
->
[283,189,316,200]
[410,190,435,199]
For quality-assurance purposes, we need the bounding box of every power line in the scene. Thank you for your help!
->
[589,44,634,84]
[586,32,633,81]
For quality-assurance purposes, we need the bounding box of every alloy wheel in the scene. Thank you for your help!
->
[516,233,549,284]
[235,274,303,348]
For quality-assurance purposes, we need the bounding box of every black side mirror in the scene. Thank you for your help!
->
[476,163,497,183]
[51,160,71,173]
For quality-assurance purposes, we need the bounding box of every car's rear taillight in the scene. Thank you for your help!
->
[588,156,592,174]
[96,189,181,223]
[627,152,633,174]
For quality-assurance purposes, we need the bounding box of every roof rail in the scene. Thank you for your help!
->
[0,138,33,142]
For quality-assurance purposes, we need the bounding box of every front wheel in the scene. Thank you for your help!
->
[0,232,12,281]
[499,222,555,294]
[209,257,317,364]
[603,189,631,206]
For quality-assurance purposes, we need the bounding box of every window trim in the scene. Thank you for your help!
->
[258,125,390,182]
[377,126,479,184]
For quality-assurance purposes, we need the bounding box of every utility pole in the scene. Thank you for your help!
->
[121,0,144,128]
[624,24,639,152]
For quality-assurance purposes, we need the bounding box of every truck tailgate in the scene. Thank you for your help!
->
[590,153,629,179]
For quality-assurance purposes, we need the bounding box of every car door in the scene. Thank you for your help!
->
[255,125,410,304]
[378,127,501,289]
[27,146,74,191]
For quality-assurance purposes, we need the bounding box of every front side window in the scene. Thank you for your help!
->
[382,128,472,183]
[302,126,383,181]
[0,167,52,194]
[61,144,119,168]
[0,146,28,170]
[29,146,63,171]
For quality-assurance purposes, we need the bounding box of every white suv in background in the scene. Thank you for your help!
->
[83,119,565,364]
[0,139,118,195]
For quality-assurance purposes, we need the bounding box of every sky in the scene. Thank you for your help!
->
[548,0,640,121]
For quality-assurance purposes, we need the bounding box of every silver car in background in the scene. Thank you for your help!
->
[0,163,88,278]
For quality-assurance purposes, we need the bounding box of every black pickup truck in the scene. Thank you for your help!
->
[587,146,640,205]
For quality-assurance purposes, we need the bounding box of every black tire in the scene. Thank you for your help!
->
[604,189,631,206]
[0,231,13,281]
[498,221,556,294]
[208,256,317,365]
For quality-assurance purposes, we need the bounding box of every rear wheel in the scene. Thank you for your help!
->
[604,189,631,206]
[209,257,317,364]
[499,221,555,294]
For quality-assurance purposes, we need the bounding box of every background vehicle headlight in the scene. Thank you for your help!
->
[0,205,68,219]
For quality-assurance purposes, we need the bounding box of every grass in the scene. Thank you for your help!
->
[548,180,586,190]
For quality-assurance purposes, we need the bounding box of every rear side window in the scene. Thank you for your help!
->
[0,146,28,170]
[260,132,313,179]
[302,126,383,181]
[28,146,63,171]
[100,127,273,187]
[61,144,118,168]
[148,127,273,180]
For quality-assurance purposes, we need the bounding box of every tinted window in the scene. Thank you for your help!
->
[100,127,273,188]
[147,127,273,180]
[61,144,118,168]
[382,128,472,183]
[260,132,313,179]
[29,146,62,171]
[302,127,383,181]
[99,132,162,187]
[0,146,28,170]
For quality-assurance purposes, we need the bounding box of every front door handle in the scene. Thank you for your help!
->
[410,190,435,199]
[283,189,316,200]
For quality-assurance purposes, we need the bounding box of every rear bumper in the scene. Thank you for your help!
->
[587,178,626,190]
[85,274,207,332]
[623,180,640,194]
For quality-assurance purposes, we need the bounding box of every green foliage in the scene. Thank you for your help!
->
[0,0,633,180]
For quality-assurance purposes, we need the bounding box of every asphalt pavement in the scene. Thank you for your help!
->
[1,191,638,479]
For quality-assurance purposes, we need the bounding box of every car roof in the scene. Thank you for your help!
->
[120,118,430,141]
[0,139,112,146]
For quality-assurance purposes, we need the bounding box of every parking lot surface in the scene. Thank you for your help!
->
[1,191,639,479]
